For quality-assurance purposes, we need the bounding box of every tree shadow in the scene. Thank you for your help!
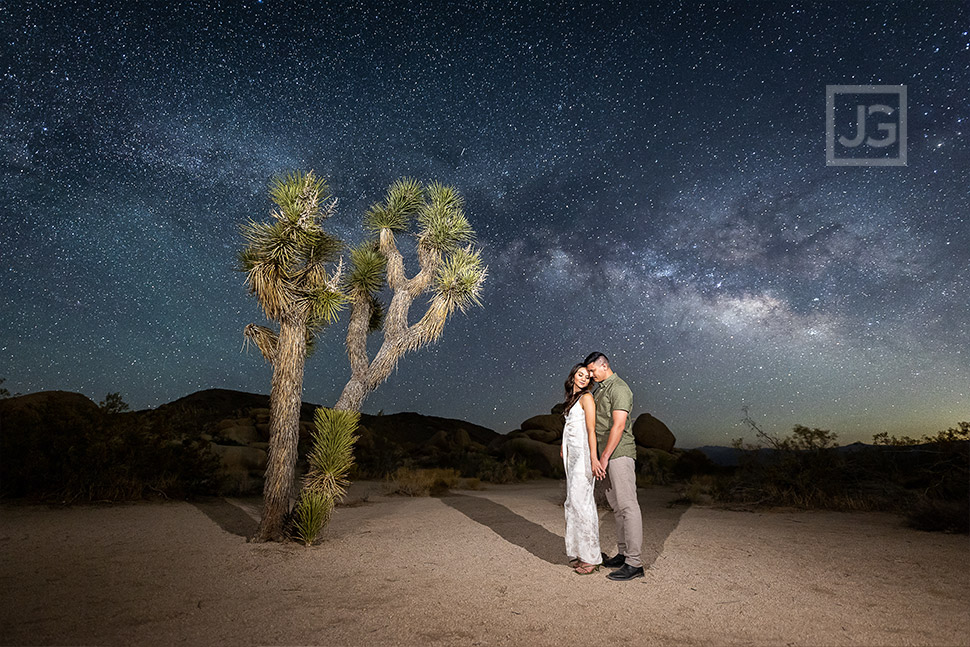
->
[440,493,565,564]
[190,497,259,538]
[440,488,691,569]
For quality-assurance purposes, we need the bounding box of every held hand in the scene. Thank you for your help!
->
[592,457,607,480]
[596,452,612,480]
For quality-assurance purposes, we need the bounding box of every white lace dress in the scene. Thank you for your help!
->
[562,400,601,564]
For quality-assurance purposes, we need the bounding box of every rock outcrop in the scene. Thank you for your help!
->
[521,414,564,443]
[633,413,676,452]
[500,437,564,478]
[1,388,680,497]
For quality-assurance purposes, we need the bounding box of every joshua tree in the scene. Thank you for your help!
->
[239,171,346,542]
[337,179,487,412]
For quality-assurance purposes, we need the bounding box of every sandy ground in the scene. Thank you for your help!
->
[1,481,967,647]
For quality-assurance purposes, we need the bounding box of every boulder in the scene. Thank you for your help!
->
[426,429,450,451]
[209,443,267,472]
[217,417,253,431]
[522,414,564,434]
[501,437,564,478]
[468,441,488,453]
[218,423,260,445]
[453,428,472,450]
[632,413,676,452]
[524,427,560,443]
[425,427,473,452]
[520,413,564,443]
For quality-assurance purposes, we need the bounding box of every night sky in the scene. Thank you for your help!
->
[2,1,967,447]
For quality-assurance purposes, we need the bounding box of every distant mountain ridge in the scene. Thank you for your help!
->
[159,388,501,446]
[693,441,947,467]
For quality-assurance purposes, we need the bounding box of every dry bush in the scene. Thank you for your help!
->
[389,468,462,496]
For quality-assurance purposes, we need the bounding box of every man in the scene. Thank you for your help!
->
[584,352,644,581]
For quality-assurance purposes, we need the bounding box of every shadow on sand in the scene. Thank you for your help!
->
[441,493,566,564]
[441,488,690,568]
[191,498,258,538]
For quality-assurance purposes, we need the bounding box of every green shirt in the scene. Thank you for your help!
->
[592,373,636,461]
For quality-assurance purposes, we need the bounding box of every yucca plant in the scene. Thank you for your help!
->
[335,180,487,412]
[239,170,347,542]
[291,407,359,545]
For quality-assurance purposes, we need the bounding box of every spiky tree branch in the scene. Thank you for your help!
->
[335,180,487,412]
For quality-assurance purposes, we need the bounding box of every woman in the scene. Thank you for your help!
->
[560,363,602,574]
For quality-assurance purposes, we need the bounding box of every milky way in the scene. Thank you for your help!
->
[2,1,967,446]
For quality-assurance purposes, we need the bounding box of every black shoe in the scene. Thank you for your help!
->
[607,563,645,581]
[601,552,626,568]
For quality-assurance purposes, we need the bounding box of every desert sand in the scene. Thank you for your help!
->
[1,481,967,646]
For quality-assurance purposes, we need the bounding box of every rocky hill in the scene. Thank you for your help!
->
[0,389,685,497]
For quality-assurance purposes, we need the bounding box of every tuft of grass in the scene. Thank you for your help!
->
[461,477,483,490]
[669,475,717,507]
[389,467,461,496]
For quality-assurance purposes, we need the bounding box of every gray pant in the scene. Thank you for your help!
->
[603,456,643,568]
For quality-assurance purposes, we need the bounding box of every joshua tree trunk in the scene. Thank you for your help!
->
[253,315,307,542]
[334,376,369,412]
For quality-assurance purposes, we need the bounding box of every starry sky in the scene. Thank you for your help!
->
[2,1,968,447]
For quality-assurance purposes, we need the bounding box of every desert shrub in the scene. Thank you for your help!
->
[389,467,462,496]
[717,417,969,533]
[871,423,969,532]
[98,392,130,414]
[352,428,406,479]
[719,421,861,509]
[462,477,483,490]
[905,496,970,534]
[637,449,679,485]
[457,453,534,484]
[669,474,717,506]
[672,449,723,481]
[871,423,969,499]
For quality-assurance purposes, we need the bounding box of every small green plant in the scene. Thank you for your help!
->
[290,407,359,546]
[292,490,332,546]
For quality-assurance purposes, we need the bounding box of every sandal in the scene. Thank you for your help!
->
[568,558,581,568]
[573,562,600,575]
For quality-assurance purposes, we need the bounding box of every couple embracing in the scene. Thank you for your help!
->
[561,352,644,581]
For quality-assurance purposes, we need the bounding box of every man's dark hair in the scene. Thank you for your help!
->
[583,352,609,367]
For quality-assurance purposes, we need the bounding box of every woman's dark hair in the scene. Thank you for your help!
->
[562,363,591,417]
